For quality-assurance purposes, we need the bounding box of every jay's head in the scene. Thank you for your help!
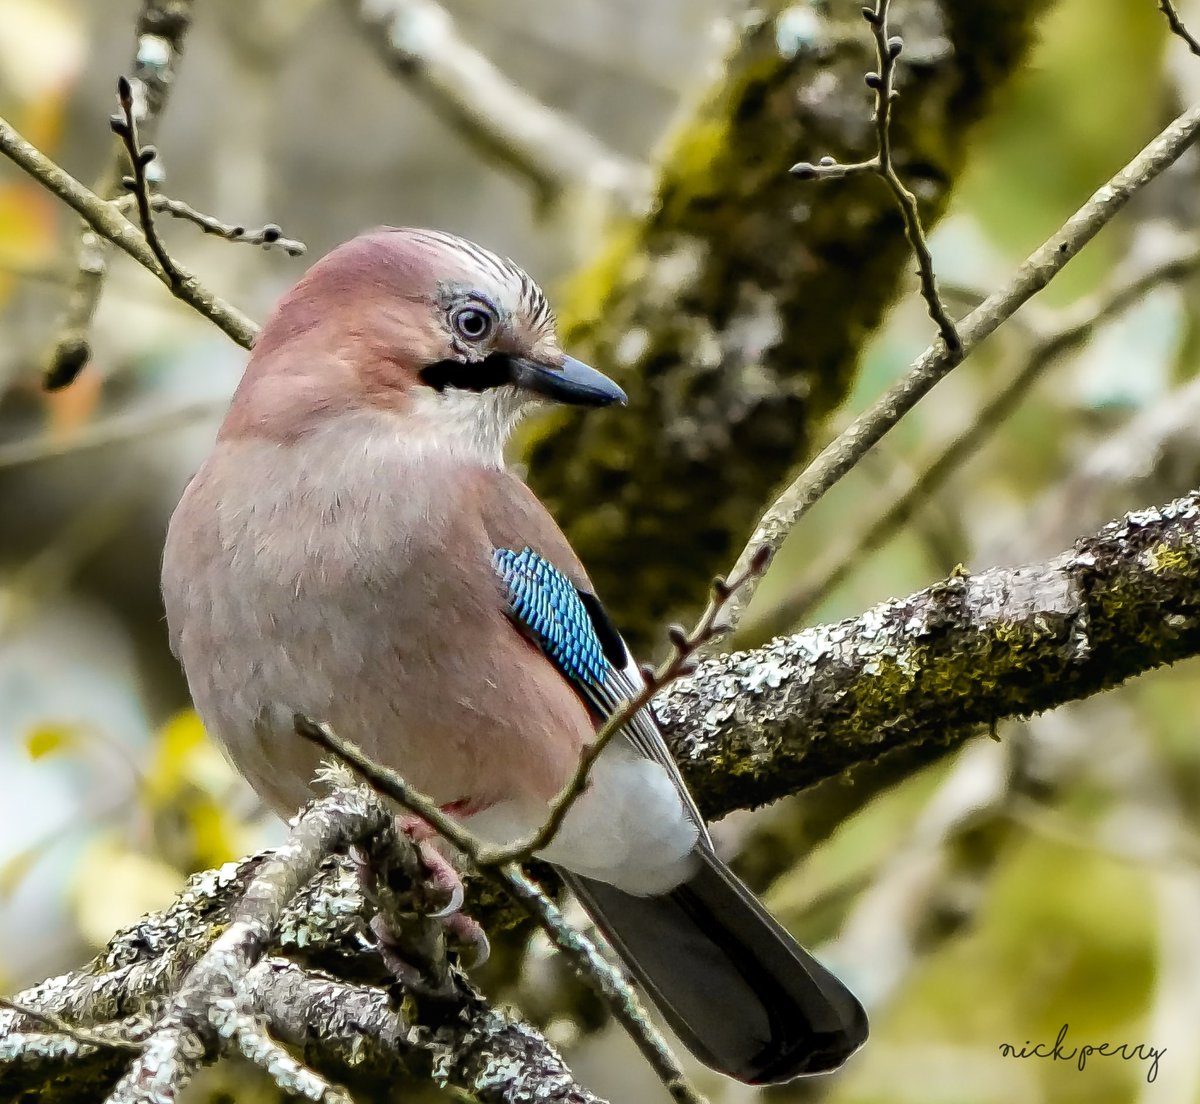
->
[228,228,625,459]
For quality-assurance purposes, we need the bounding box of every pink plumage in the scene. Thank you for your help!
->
[162,227,867,1083]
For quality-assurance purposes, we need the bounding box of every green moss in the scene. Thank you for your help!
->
[552,219,644,346]
[1144,541,1193,575]
[524,1,1052,650]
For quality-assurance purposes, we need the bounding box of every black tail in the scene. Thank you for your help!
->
[562,849,868,1084]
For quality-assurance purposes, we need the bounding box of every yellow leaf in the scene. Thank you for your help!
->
[24,723,75,760]
[143,710,209,807]
[187,799,241,869]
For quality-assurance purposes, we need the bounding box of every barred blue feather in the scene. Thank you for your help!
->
[492,547,611,690]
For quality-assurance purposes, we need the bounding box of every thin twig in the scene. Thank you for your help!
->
[43,0,196,388]
[718,98,1200,634]
[485,549,769,864]
[0,997,143,1054]
[743,235,1200,639]
[791,0,960,353]
[111,76,180,286]
[0,398,227,473]
[141,195,307,255]
[1160,0,1200,57]
[295,719,708,1104]
[0,112,258,352]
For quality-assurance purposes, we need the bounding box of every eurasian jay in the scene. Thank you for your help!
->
[161,228,868,1084]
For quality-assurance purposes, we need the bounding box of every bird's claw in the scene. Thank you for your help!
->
[444,911,491,968]
[413,837,467,918]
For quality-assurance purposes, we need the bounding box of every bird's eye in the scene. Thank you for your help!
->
[451,305,495,342]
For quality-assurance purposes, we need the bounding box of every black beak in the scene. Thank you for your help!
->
[509,355,627,407]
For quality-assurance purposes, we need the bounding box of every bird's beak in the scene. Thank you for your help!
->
[509,355,627,407]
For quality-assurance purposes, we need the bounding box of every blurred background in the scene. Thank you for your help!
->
[2,0,1200,1101]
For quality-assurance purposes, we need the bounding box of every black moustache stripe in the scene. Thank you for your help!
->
[419,354,513,393]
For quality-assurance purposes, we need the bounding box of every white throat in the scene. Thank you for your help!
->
[404,384,530,469]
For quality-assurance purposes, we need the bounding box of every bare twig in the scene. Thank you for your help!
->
[138,195,307,255]
[344,0,651,211]
[0,112,259,352]
[0,997,143,1055]
[719,98,1200,634]
[111,76,180,286]
[744,235,1200,639]
[491,549,769,864]
[1160,0,1200,57]
[1025,374,1200,556]
[43,0,196,388]
[295,719,708,1104]
[791,0,960,352]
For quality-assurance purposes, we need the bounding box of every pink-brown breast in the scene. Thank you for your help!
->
[161,416,597,821]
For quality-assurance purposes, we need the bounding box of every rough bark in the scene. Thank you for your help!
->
[658,492,1200,819]
[525,0,1050,648]
[0,853,603,1104]
[6,490,1200,1102]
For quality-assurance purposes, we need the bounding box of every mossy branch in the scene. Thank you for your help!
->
[656,492,1200,820]
[0,792,606,1104]
[524,0,1051,649]
[7,490,1200,1101]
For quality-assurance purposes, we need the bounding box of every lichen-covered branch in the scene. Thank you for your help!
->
[524,0,1051,648]
[100,789,389,1104]
[0,823,605,1104]
[656,491,1200,820]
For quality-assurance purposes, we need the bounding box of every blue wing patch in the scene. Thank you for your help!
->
[492,547,611,691]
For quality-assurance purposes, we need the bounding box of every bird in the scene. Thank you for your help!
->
[161,227,868,1084]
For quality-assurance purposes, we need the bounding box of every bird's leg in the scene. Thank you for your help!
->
[397,812,466,917]
[354,810,490,987]
[400,811,492,969]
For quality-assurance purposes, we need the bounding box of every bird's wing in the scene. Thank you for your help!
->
[491,545,711,846]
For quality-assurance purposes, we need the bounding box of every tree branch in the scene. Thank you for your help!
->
[1,797,605,1104]
[343,0,651,211]
[658,489,1200,821]
[0,112,259,352]
[718,98,1200,632]
[43,0,196,388]
[100,787,391,1104]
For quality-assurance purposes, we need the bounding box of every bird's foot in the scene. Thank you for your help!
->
[406,829,490,966]
[353,813,490,989]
